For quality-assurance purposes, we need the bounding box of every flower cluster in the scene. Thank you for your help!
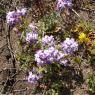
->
[27,72,40,84]
[56,0,72,11]
[25,23,38,44]
[6,8,27,25]
[35,47,67,65]
[6,11,19,25]
[25,32,38,43]
[35,47,59,65]
[42,35,55,47]
[61,38,78,54]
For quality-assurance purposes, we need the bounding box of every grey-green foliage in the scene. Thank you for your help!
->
[40,11,59,32]
[0,7,6,17]
[88,73,95,93]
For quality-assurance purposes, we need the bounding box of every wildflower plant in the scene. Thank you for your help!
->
[6,1,95,94]
[6,7,79,94]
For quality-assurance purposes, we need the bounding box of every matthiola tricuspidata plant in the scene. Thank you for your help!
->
[7,1,95,93]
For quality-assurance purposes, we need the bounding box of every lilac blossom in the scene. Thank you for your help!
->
[25,32,38,43]
[42,35,55,47]
[28,23,37,32]
[61,38,78,54]
[35,47,60,65]
[35,47,68,65]
[17,8,27,16]
[6,11,19,25]
[6,8,27,25]
[60,60,68,66]
[28,23,38,43]
[57,51,65,61]
[35,50,45,65]
[57,51,68,66]
[27,72,39,84]
[56,0,72,11]
[20,8,27,16]
[44,47,59,62]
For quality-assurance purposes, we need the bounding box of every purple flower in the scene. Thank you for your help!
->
[21,8,27,16]
[42,35,55,47]
[61,38,78,54]
[35,50,45,65]
[57,51,68,65]
[35,47,59,65]
[56,0,72,11]
[25,32,38,43]
[35,46,69,65]
[47,47,59,62]
[27,72,39,84]
[17,8,27,16]
[60,60,68,66]
[28,23,37,32]
[6,8,27,25]
[57,51,65,61]
[6,11,19,25]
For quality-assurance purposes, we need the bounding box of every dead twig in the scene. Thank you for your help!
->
[13,88,27,92]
